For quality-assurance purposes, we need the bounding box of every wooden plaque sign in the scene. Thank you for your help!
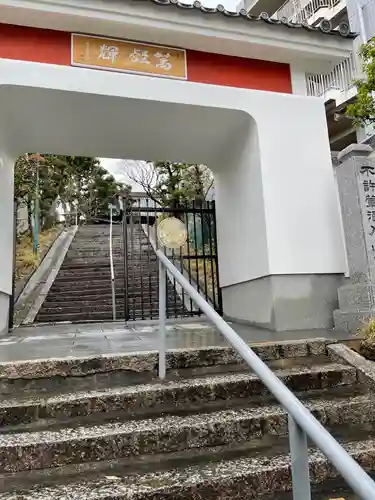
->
[71,34,187,80]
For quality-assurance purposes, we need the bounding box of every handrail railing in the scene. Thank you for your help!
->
[306,54,358,97]
[275,0,341,23]
[156,248,375,500]
[109,204,116,321]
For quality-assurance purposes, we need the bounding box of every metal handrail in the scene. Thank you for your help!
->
[109,205,116,321]
[156,248,375,500]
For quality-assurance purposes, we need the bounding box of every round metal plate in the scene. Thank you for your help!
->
[157,217,188,249]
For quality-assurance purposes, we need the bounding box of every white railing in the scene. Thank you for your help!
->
[276,0,341,23]
[109,204,116,321]
[306,54,358,98]
[156,249,375,499]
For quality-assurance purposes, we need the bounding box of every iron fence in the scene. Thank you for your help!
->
[122,197,222,321]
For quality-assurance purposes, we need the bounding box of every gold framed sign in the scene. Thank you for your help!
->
[157,217,188,249]
[71,34,187,80]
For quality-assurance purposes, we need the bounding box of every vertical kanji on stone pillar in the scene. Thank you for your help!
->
[334,143,375,333]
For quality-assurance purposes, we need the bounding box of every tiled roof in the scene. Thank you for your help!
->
[145,0,357,38]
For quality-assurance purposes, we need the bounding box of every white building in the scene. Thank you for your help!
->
[238,0,374,150]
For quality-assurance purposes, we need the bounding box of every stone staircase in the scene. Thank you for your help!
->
[35,224,186,323]
[0,336,374,499]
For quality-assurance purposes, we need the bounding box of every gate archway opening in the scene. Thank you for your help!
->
[0,59,347,332]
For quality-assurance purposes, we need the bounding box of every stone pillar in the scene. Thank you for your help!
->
[0,154,15,335]
[334,144,375,333]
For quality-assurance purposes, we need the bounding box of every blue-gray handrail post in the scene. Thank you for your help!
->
[288,415,311,500]
[156,248,375,500]
[158,260,167,379]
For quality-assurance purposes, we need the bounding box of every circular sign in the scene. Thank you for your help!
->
[157,217,188,249]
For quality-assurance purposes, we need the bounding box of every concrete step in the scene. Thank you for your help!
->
[43,292,176,306]
[52,275,159,285]
[0,362,355,427]
[0,391,372,473]
[61,258,156,269]
[1,436,372,499]
[44,288,172,300]
[47,284,159,295]
[54,269,158,281]
[49,280,125,289]
[0,339,330,395]
[65,252,124,259]
[39,296,181,311]
[0,339,367,498]
[35,308,187,323]
[35,311,125,322]
[41,292,175,307]
[40,299,127,309]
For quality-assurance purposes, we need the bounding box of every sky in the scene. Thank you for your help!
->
[100,158,147,192]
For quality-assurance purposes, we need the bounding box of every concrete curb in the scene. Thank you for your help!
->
[327,343,375,390]
[19,226,78,326]
[13,226,64,303]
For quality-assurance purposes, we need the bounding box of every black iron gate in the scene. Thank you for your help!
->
[122,198,222,321]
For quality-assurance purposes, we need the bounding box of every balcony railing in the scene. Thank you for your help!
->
[306,54,358,99]
[276,0,341,23]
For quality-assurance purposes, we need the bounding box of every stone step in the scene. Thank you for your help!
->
[35,311,125,322]
[65,252,124,259]
[38,300,184,314]
[43,289,180,301]
[0,363,355,426]
[47,284,149,295]
[56,267,125,276]
[53,270,159,281]
[0,339,365,497]
[0,340,330,394]
[49,280,125,290]
[0,391,373,473]
[52,275,159,285]
[43,292,176,306]
[0,435,373,498]
[54,273,113,281]
[61,258,157,269]
[35,307,178,323]
[44,288,172,301]
[39,298,180,312]
[264,479,360,500]
[35,308,188,323]
[40,299,127,309]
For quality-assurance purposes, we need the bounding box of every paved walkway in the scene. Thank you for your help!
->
[0,318,353,363]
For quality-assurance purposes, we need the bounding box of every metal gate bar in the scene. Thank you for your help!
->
[122,197,222,321]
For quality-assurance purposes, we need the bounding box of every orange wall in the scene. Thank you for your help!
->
[0,24,292,93]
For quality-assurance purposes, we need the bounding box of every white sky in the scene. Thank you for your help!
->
[100,158,147,192]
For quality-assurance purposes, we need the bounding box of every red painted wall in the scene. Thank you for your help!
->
[0,24,71,65]
[187,50,292,93]
[0,24,292,93]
